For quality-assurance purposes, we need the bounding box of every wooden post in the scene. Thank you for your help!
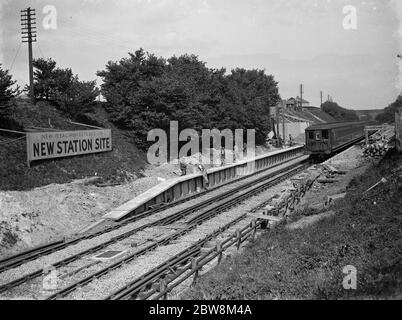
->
[26,132,31,168]
[282,114,286,145]
[236,229,241,250]
[160,279,168,300]
[365,129,369,145]
[251,221,257,241]
[276,103,280,146]
[191,258,199,285]
[216,242,223,264]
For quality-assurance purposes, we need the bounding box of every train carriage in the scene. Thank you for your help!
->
[305,121,368,155]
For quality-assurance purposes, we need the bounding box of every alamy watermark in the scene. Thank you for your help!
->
[42,5,57,30]
[342,265,357,290]
[42,265,59,291]
[343,5,357,30]
[147,121,255,169]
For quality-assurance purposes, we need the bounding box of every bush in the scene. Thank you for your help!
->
[321,101,359,122]
[0,64,19,116]
[97,49,280,150]
[31,58,99,117]
[375,95,401,124]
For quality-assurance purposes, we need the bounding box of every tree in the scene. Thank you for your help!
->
[375,95,402,124]
[97,49,281,150]
[0,64,19,116]
[225,68,280,144]
[321,101,359,122]
[97,48,166,127]
[32,58,99,116]
[32,58,57,100]
[0,65,18,103]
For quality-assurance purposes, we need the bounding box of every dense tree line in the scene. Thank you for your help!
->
[2,51,280,150]
[32,58,99,116]
[375,95,401,124]
[321,101,359,122]
[97,49,280,150]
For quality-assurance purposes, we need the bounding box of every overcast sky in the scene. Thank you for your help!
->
[1,0,401,109]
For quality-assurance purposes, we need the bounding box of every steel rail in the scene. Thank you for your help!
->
[0,148,304,273]
[147,224,259,301]
[106,216,250,300]
[0,158,306,295]
[46,162,307,299]
[102,164,308,300]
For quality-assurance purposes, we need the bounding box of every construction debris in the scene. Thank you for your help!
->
[322,163,341,174]
[317,179,338,184]
[365,177,388,193]
[326,193,347,206]
[286,210,335,230]
[362,124,395,158]
[363,143,390,158]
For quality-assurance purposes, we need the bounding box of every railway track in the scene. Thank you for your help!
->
[0,151,305,274]
[44,161,308,300]
[106,215,251,300]
[109,170,319,301]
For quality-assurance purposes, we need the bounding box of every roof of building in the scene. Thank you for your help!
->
[306,121,368,130]
[286,97,309,104]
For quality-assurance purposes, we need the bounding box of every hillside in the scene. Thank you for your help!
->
[0,99,148,191]
[303,107,337,123]
[282,107,336,125]
[184,150,402,300]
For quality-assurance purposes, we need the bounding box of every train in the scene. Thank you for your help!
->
[305,121,370,156]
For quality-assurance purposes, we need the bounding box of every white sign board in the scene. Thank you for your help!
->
[26,129,112,166]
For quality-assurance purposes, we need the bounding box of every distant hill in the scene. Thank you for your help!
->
[0,99,147,191]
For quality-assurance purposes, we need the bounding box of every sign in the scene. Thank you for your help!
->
[26,129,112,166]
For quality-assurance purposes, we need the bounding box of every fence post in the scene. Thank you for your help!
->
[236,229,241,250]
[192,258,199,285]
[160,278,168,300]
[216,242,223,264]
[251,221,257,241]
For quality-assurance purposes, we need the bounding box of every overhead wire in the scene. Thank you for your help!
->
[8,42,22,72]
[0,136,26,146]
[35,41,45,58]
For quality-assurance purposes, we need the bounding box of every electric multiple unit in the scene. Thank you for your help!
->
[305,121,369,155]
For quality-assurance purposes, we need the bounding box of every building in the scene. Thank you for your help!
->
[283,97,310,112]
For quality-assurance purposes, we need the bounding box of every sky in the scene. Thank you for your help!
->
[0,0,401,110]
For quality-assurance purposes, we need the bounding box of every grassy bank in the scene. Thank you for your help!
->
[0,101,147,191]
[183,151,402,300]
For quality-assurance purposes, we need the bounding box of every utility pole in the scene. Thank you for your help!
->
[299,84,304,111]
[320,91,323,108]
[282,110,285,146]
[21,7,36,104]
[275,102,280,146]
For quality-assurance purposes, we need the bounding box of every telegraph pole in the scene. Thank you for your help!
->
[21,7,36,104]
[275,102,280,146]
[299,84,304,111]
[320,91,323,108]
[282,110,285,145]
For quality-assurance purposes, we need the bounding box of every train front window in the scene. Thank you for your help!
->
[315,132,321,140]
[308,132,314,140]
[322,130,329,140]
